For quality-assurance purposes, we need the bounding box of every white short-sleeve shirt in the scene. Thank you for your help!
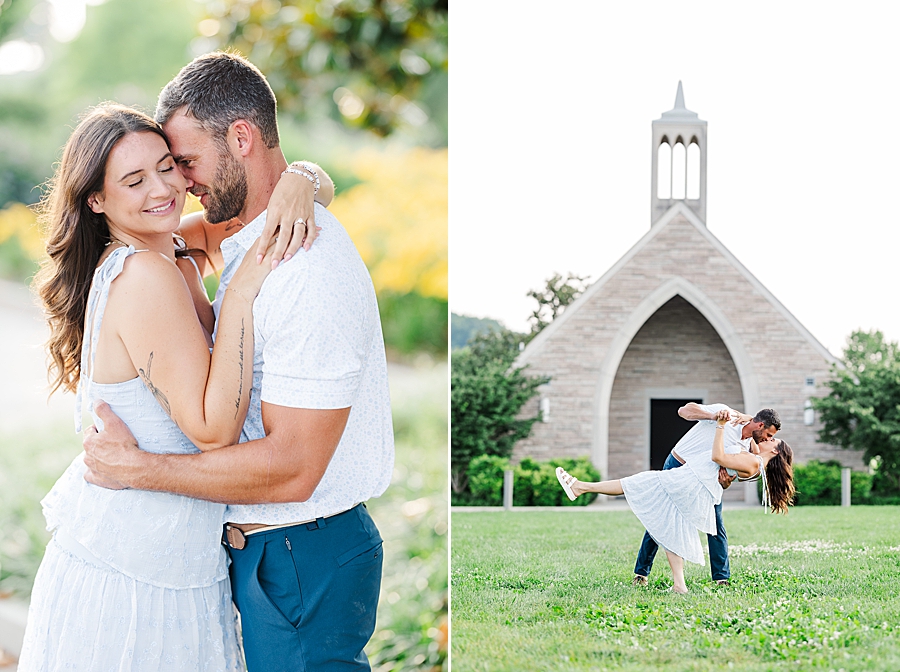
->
[213,205,394,524]
[672,403,751,462]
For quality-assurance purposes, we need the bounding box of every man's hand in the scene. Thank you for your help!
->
[718,466,737,489]
[83,400,145,490]
[715,409,731,425]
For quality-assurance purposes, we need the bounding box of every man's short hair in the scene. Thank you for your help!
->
[156,51,279,148]
[753,408,781,431]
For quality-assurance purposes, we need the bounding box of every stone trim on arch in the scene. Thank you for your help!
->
[591,277,761,501]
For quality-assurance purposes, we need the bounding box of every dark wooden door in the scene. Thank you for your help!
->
[650,398,702,470]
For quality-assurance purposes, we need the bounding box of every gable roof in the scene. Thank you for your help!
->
[517,202,836,366]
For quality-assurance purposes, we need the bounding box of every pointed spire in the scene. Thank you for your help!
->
[659,80,699,121]
[674,80,685,109]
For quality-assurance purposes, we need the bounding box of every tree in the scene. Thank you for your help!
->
[527,272,589,337]
[204,0,448,142]
[813,330,900,492]
[450,330,548,497]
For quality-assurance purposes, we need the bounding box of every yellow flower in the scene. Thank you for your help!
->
[0,202,43,260]
[330,147,447,300]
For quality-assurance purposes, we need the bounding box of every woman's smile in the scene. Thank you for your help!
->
[143,198,177,216]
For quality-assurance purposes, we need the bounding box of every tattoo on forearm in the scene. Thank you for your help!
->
[138,352,172,416]
[235,319,245,419]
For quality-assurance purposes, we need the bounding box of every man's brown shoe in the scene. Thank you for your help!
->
[632,575,648,587]
[715,579,730,587]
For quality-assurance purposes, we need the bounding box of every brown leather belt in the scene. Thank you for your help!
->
[223,504,358,551]
[671,451,686,464]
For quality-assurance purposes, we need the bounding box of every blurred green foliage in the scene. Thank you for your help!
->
[0,0,203,211]
[0,0,32,43]
[204,0,448,143]
[379,290,447,358]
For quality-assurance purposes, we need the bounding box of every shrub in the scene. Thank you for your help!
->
[512,458,557,506]
[463,455,600,507]
[466,455,509,506]
[789,460,872,506]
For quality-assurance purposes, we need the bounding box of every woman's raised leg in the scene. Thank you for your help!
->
[556,467,623,498]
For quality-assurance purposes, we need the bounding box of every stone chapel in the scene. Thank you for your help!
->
[513,83,862,504]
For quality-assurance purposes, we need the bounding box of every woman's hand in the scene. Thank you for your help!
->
[230,236,278,301]
[256,162,334,269]
[715,409,730,427]
[730,411,753,426]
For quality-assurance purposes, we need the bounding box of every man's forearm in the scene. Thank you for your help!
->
[678,402,717,421]
[131,435,314,505]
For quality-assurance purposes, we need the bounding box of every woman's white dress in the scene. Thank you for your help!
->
[620,450,734,565]
[17,247,243,671]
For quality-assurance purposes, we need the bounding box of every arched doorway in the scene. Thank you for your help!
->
[607,296,744,499]
[592,278,760,503]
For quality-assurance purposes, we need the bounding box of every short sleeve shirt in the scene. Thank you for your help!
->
[213,205,394,523]
[672,403,751,462]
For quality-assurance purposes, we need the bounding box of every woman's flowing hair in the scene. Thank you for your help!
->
[32,104,168,395]
[765,440,795,514]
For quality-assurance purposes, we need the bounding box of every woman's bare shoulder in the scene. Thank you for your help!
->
[112,251,185,294]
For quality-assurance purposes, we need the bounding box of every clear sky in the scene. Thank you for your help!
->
[449,1,900,357]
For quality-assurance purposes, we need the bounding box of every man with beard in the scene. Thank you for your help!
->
[631,404,780,587]
[82,52,394,672]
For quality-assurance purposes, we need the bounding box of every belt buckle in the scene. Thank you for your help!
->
[224,524,247,550]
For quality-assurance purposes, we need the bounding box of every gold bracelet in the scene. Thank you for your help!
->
[227,286,255,305]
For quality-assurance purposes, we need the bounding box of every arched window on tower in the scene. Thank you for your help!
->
[687,139,700,200]
[672,140,686,200]
[657,141,671,199]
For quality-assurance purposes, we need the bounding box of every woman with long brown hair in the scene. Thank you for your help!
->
[19,103,328,671]
[557,409,794,594]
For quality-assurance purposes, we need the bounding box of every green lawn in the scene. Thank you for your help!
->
[451,507,900,671]
[0,363,447,671]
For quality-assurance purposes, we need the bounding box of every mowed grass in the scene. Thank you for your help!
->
[451,507,900,671]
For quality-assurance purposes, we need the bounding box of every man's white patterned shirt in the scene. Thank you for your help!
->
[213,204,394,523]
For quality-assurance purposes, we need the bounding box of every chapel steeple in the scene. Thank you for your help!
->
[651,81,707,226]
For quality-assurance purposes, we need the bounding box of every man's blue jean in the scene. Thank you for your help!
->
[633,452,730,581]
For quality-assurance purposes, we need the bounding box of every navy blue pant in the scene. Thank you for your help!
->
[228,504,383,672]
[633,452,730,581]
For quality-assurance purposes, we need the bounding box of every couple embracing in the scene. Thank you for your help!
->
[20,52,393,671]
[557,403,795,593]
